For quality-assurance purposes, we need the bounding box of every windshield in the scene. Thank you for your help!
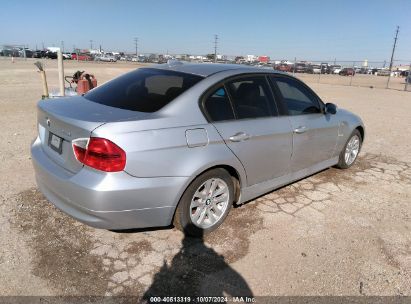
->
[85,68,204,112]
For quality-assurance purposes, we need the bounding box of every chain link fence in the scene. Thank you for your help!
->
[272,59,411,92]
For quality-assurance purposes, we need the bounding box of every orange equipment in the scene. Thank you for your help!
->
[76,73,97,95]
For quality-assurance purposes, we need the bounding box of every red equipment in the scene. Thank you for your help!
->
[65,71,97,95]
[76,73,97,95]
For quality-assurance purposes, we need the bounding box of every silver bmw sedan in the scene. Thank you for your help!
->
[31,62,364,236]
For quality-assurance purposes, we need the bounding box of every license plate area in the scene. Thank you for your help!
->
[48,132,63,154]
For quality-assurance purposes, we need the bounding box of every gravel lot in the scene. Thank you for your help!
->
[0,59,410,299]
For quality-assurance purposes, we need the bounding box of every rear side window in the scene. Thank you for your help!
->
[272,77,321,115]
[203,87,235,121]
[226,76,277,119]
[85,68,203,112]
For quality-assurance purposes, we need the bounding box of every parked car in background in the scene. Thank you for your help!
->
[307,64,321,74]
[294,63,307,73]
[371,68,381,75]
[276,63,292,72]
[95,54,117,62]
[377,69,390,76]
[71,53,92,61]
[18,48,34,58]
[31,63,365,236]
[44,51,58,59]
[320,63,329,74]
[339,68,355,76]
[357,68,369,74]
[32,50,45,58]
[331,65,342,74]
[2,48,20,57]
[62,53,72,60]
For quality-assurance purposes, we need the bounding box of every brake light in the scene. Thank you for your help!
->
[72,138,126,172]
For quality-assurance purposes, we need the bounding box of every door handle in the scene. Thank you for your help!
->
[293,126,307,134]
[229,132,251,142]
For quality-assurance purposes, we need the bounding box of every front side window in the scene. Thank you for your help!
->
[203,87,235,122]
[85,68,203,112]
[226,76,277,119]
[272,77,321,115]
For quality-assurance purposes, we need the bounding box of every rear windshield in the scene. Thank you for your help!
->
[84,68,203,112]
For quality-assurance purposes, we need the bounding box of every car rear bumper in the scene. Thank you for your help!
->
[31,137,188,230]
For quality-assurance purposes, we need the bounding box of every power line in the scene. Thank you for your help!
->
[386,25,399,89]
[134,37,138,57]
[214,34,218,63]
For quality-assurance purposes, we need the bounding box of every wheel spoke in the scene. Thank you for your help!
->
[191,199,202,208]
[206,210,216,224]
[196,207,207,224]
[209,180,218,196]
[214,193,227,203]
[212,206,223,217]
[194,190,206,200]
[212,186,226,198]
[204,180,212,196]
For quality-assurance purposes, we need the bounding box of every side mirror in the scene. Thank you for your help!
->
[325,103,337,115]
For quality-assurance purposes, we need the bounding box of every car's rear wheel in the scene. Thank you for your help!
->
[336,129,362,169]
[174,168,234,237]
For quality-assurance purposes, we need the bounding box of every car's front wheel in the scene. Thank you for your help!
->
[174,168,234,237]
[336,129,362,169]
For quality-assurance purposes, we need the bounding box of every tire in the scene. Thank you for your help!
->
[174,168,234,237]
[336,129,362,169]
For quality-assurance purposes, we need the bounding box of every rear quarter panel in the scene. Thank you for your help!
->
[92,122,247,186]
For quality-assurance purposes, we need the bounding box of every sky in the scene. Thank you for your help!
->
[1,0,411,62]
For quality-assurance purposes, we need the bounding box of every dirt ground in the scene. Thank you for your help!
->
[0,58,410,299]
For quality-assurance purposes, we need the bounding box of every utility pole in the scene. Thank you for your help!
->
[42,42,45,50]
[213,34,218,63]
[386,25,399,89]
[61,40,64,53]
[90,40,93,50]
[134,37,138,57]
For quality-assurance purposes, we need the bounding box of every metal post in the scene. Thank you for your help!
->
[318,62,321,83]
[57,49,65,97]
[214,34,218,63]
[349,61,355,86]
[293,57,296,76]
[405,63,411,91]
[386,26,400,89]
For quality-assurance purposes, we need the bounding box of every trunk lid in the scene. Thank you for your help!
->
[37,96,149,173]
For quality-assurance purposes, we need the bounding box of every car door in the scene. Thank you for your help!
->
[202,75,293,186]
[269,75,339,172]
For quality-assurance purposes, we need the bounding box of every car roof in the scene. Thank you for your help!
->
[149,62,278,77]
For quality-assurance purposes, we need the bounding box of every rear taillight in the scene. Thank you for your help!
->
[72,137,126,172]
